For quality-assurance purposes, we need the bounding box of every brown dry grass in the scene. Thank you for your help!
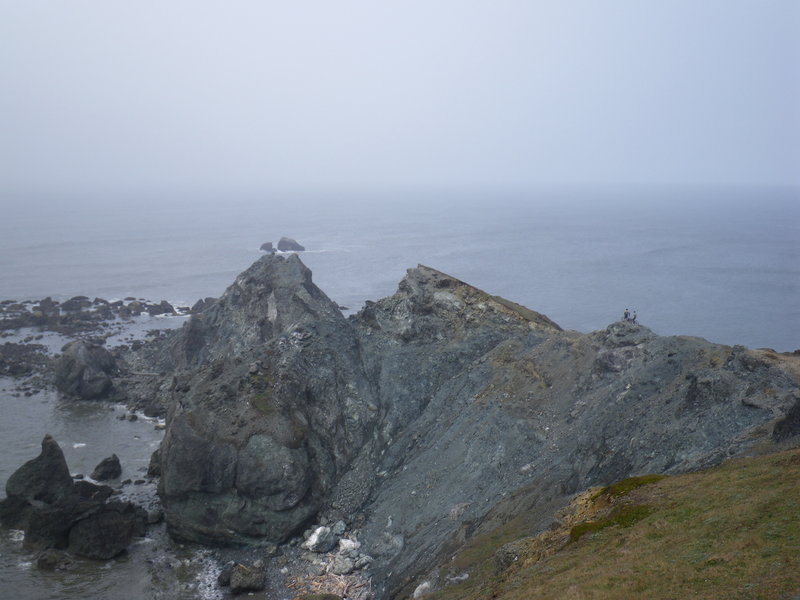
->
[428,450,800,600]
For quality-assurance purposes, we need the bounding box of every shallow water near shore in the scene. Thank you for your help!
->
[0,376,235,600]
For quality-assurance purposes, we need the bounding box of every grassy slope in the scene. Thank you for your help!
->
[426,449,800,600]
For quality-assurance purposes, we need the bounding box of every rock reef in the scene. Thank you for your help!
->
[0,435,146,560]
[123,254,799,598]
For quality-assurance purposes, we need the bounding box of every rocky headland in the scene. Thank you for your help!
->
[2,253,799,598]
[126,254,799,597]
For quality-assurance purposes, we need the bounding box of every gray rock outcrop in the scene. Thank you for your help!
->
[126,254,800,598]
[229,561,266,593]
[277,237,305,251]
[91,454,121,481]
[53,340,116,399]
[260,242,276,253]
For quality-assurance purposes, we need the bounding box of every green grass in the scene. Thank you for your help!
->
[569,504,654,542]
[427,449,800,600]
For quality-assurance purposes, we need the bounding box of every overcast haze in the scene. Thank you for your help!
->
[1,1,798,197]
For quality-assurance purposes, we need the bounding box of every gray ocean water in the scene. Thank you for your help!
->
[0,186,798,599]
[1,186,798,350]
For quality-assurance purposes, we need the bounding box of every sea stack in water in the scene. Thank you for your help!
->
[259,242,275,253]
[53,340,116,399]
[276,236,305,251]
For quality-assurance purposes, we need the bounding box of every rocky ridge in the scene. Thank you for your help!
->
[124,254,800,598]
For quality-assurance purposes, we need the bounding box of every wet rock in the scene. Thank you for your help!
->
[2,434,73,514]
[91,454,121,481]
[61,296,91,312]
[36,548,72,571]
[68,501,145,559]
[230,561,266,593]
[53,340,116,399]
[73,480,114,501]
[148,300,176,316]
[0,342,49,377]
[277,236,305,251]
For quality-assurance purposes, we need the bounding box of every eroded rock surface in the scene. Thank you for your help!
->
[53,340,116,399]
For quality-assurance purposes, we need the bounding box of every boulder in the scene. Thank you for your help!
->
[73,480,114,501]
[277,237,305,251]
[302,526,338,553]
[61,296,91,312]
[260,242,276,253]
[53,340,116,399]
[229,561,266,593]
[91,454,121,481]
[148,300,176,316]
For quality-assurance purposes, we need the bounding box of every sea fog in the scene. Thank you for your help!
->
[1,185,798,352]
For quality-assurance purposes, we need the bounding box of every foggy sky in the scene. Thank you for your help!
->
[1,1,798,196]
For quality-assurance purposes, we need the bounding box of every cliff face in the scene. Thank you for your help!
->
[141,254,800,597]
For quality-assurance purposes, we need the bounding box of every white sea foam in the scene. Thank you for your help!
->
[8,530,24,543]
[72,442,87,448]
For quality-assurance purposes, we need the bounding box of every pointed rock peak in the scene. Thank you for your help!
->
[391,264,561,331]
[4,434,73,503]
[231,253,312,292]
[172,254,343,366]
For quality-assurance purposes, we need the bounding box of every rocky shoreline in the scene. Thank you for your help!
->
[1,253,799,600]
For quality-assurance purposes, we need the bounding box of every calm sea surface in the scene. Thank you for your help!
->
[1,186,797,350]
[0,186,798,599]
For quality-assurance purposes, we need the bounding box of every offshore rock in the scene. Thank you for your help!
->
[90,454,121,481]
[0,435,145,558]
[156,254,373,544]
[128,255,800,598]
[53,340,116,399]
[260,242,276,253]
[277,237,305,251]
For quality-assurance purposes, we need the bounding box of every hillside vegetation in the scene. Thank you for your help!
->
[427,449,800,600]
